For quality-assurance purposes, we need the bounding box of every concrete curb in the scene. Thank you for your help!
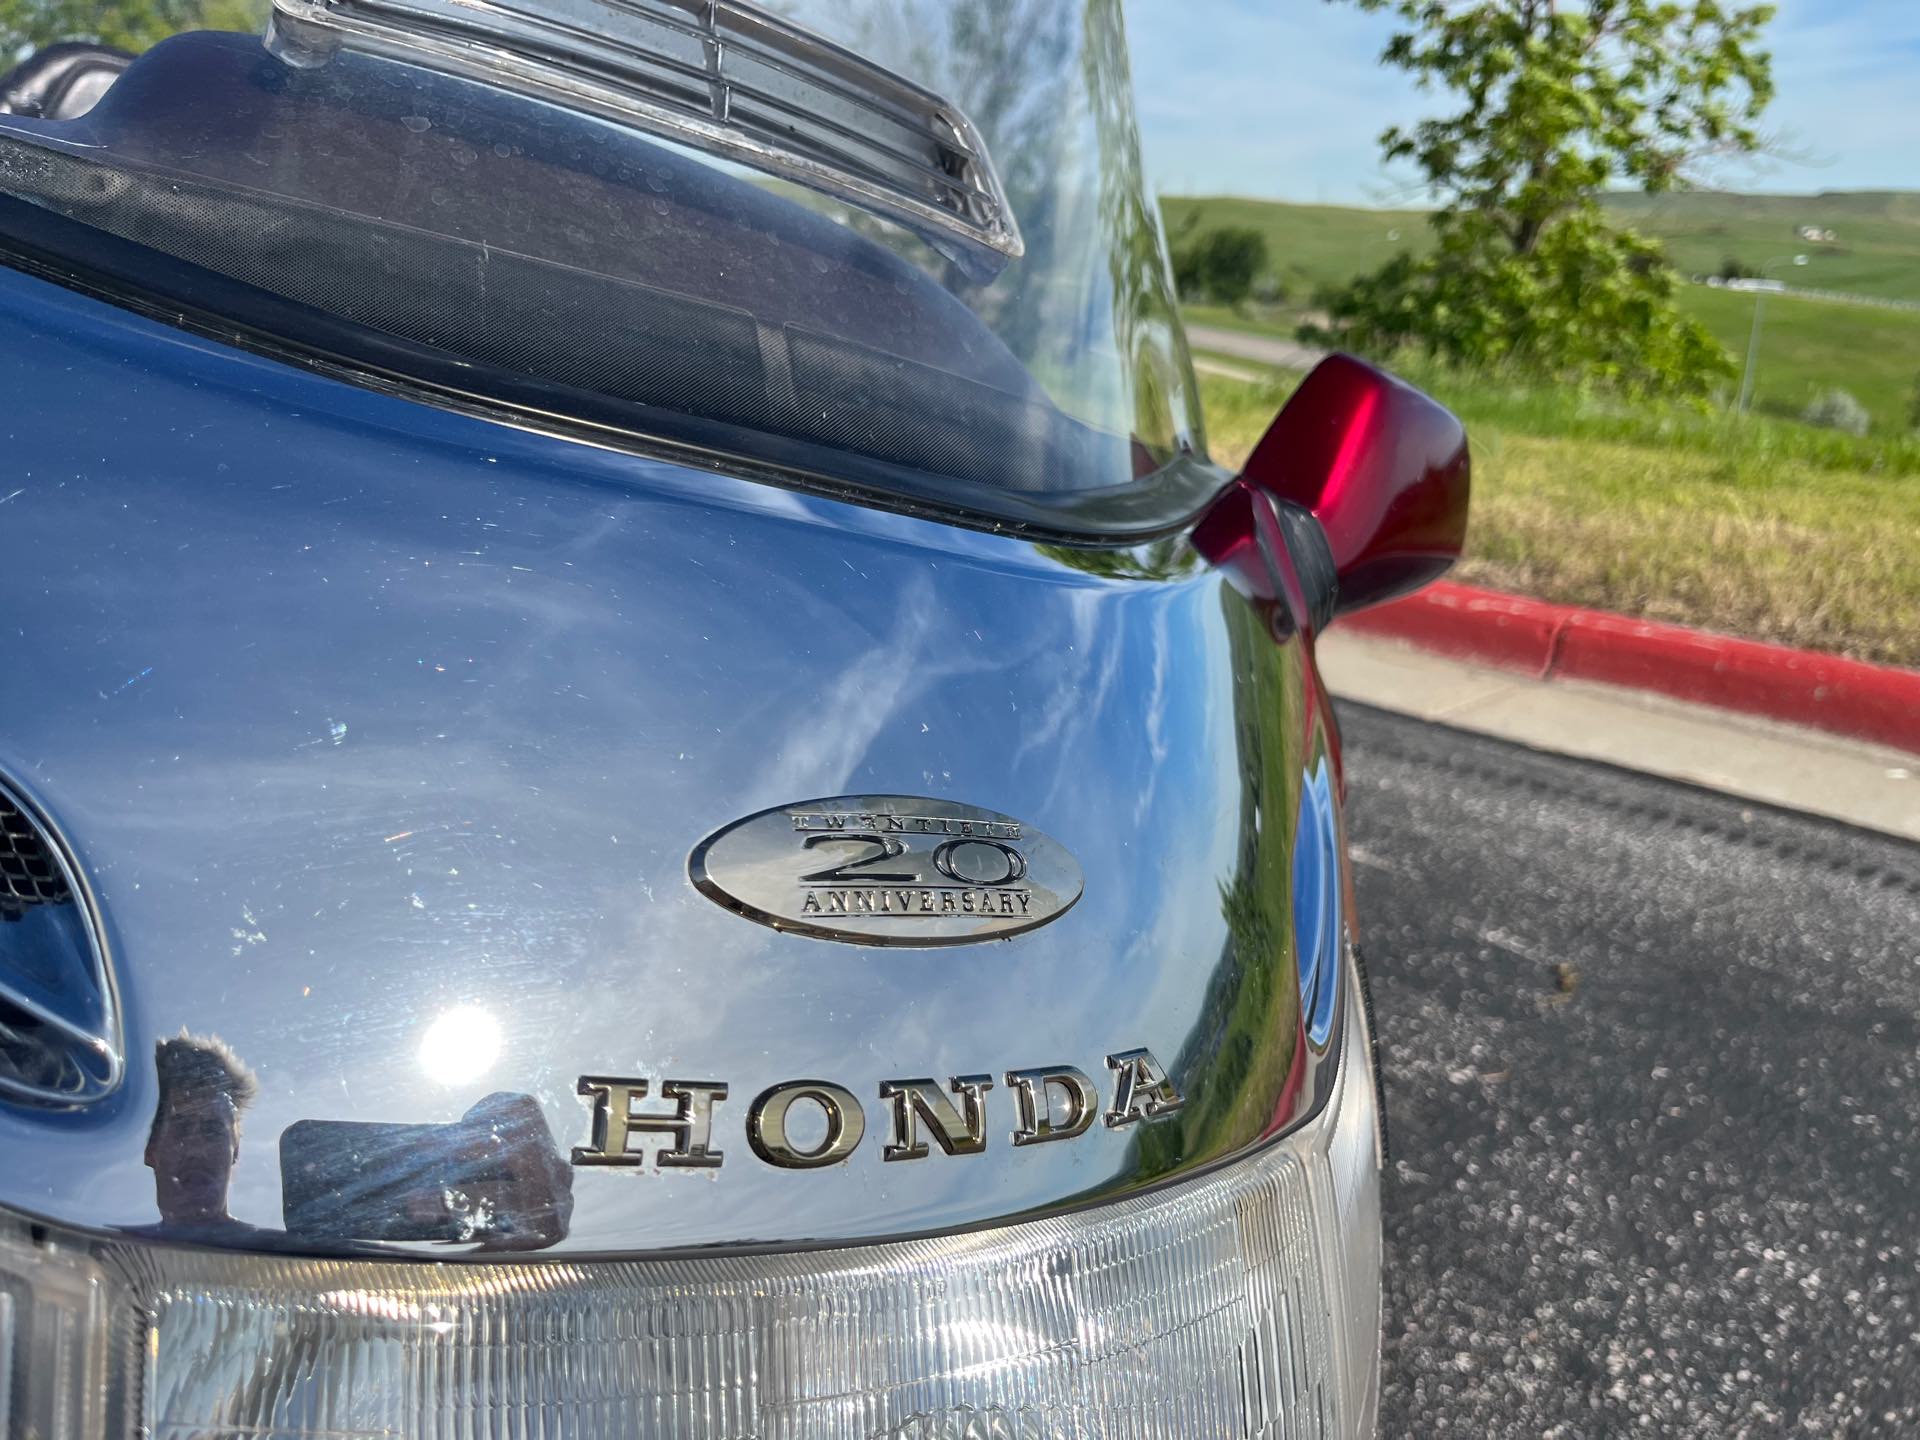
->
[1341,582,1920,756]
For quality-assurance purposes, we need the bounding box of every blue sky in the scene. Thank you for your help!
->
[1126,0,1920,204]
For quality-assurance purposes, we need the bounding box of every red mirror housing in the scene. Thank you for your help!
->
[1239,353,1470,618]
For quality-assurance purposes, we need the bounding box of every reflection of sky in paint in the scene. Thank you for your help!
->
[0,278,1270,1250]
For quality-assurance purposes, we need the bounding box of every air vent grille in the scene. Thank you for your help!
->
[266,0,1023,273]
[2,791,72,919]
[0,779,120,1105]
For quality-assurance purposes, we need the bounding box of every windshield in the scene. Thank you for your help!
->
[0,0,1207,536]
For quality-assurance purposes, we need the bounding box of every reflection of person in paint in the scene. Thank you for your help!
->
[144,1031,260,1232]
[133,1031,573,1250]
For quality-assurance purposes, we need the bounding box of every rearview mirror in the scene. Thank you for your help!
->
[1241,353,1469,620]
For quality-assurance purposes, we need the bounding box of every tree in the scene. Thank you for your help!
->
[1171,226,1269,306]
[1168,209,1205,298]
[1199,227,1268,306]
[1307,0,1776,397]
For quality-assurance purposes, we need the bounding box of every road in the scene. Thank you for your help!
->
[1343,703,1920,1436]
[1185,322,1326,372]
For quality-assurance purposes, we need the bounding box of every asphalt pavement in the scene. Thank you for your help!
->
[1184,323,1326,372]
[1344,703,1920,1436]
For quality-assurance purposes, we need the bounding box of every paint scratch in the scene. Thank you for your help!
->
[103,666,154,699]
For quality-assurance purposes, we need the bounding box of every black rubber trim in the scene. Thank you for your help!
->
[1276,500,1339,634]
[1349,940,1389,1164]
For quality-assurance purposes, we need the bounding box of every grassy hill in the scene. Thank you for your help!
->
[1602,190,1920,301]
[1164,189,1920,302]
[1162,196,1431,302]
[1164,191,1920,433]
[1680,285,1920,430]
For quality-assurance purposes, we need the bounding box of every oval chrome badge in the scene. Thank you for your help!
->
[689,795,1082,946]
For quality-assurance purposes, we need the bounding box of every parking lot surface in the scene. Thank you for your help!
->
[1345,704,1920,1436]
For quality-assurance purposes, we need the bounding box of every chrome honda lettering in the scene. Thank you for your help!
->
[1104,1049,1186,1127]
[880,1075,994,1162]
[746,1080,866,1169]
[1005,1065,1100,1147]
[572,1078,727,1169]
[573,1050,1182,1171]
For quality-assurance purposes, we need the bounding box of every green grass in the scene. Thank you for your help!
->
[1197,343,1920,479]
[1173,191,1920,662]
[1181,301,1314,337]
[1193,291,1920,436]
[1198,362,1920,668]
[1678,285,1920,432]
[1169,191,1920,433]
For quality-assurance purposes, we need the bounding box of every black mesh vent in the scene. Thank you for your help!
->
[2,790,70,920]
[0,782,118,1104]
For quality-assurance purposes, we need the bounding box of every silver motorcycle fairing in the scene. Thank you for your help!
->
[0,266,1342,1256]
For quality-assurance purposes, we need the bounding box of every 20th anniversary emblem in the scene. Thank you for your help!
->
[688,794,1083,945]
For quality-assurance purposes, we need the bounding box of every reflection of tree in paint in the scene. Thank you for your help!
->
[2,0,265,63]
[818,1,1080,352]
[1132,586,1308,1180]
[1032,535,1204,582]
[810,0,1198,453]
[1077,0,1199,466]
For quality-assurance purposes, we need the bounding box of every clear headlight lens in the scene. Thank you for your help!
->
[1,993,1380,1439]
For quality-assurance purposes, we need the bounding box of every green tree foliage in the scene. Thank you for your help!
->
[3,0,264,63]
[1171,225,1269,305]
[1308,0,1776,396]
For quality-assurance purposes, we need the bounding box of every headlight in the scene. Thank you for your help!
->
[0,988,1380,1439]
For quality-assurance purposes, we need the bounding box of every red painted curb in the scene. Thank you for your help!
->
[1342,583,1574,676]
[1342,581,1920,756]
